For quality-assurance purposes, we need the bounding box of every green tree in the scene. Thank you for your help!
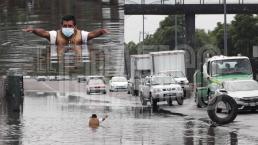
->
[125,41,138,55]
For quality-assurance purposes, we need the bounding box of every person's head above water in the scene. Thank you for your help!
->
[91,114,97,118]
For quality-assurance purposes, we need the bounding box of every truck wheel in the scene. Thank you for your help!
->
[207,94,238,125]
[140,92,147,105]
[132,90,136,96]
[150,97,158,110]
[134,90,139,96]
[183,89,187,98]
[176,96,184,105]
[195,90,208,108]
[167,98,173,106]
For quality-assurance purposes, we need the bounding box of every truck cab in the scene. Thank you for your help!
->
[194,55,253,107]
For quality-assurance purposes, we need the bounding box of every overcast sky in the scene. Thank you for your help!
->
[124,14,235,43]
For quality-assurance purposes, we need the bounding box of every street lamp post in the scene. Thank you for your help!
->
[224,0,227,56]
[175,15,178,50]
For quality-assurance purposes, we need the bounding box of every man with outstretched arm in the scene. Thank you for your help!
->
[22,15,109,45]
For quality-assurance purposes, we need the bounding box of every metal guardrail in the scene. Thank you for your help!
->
[125,0,258,4]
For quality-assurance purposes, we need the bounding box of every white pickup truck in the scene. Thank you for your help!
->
[139,75,184,108]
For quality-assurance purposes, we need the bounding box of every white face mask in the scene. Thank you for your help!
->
[62,27,74,37]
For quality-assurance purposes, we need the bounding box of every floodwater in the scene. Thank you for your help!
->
[0,90,241,145]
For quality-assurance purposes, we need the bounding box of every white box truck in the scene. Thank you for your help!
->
[128,54,151,96]
[149,50,186,75]
[150,50,189,97]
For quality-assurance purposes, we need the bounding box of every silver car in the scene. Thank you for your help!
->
[139,75,184,107]
[216,80,258,111]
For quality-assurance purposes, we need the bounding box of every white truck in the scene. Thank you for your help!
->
[149,50,186,75]
[150,50,189,97]
[128,54,151,96]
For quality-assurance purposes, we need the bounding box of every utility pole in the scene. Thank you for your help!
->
[224,0,228,56]
[175,15,178,50]
[142,0,145,54]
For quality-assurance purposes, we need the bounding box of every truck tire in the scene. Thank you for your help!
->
[167,98,173,106]
[140,92,147,105]
[176,96,184,105]
[207,94,238,125]
[195,96,203,108]
[195,89,208,108]
[150,97,158,110]
[132,90,137,96]
[134,90,139,96]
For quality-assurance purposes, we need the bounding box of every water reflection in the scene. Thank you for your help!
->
[0,109,23,145]
[182,118,240,145]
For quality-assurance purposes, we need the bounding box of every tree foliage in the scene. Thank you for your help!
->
[126,14,258,57]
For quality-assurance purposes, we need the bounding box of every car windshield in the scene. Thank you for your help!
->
[224,80,258,92]
[151,76,175,85]
[88,79,104,85]
[211,59,252,76]
[112,77,127,82]
[167,71,185,78]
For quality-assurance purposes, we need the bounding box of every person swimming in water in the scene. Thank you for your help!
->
[22,15,109,45]
[89,114,108,128]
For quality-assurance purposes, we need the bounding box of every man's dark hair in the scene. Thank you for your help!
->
[91,114,97,118]
[61,15,76,25]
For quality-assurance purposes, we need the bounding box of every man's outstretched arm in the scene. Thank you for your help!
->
[88,29,109,40]
[22,28,50,41]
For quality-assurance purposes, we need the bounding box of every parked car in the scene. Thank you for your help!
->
[109,76,128,92]
[86,79,106,94]
[77,75,86,83]
[36,76,47,81]
[86,75,105,84]
[216,80,258,111]
[139,75,184,108]
[48,76,56,81]
[23,75,31,79]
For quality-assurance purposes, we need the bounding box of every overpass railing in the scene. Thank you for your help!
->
[125,0,258,4]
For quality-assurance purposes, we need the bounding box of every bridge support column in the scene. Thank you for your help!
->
[185,13,195,48]
[185,13,196,82]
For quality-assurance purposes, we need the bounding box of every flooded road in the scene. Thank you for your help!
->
[0,79,256,145]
